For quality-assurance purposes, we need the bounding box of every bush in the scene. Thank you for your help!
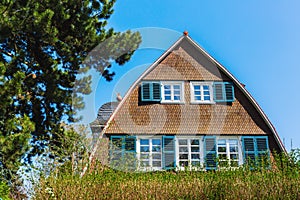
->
[34,152,300,200]
[0,181,11,200]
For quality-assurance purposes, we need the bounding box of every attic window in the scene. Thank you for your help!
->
[190,82,214,104]
[213,82,235,102]
[161,81,184,103]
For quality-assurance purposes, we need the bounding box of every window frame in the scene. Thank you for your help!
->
[161,81,185,103]
[217,138,241,168]
[190,82,214,104]
[176,137,203,170]
[137,136,162,171]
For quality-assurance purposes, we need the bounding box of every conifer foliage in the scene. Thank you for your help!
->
[0,0,141,182]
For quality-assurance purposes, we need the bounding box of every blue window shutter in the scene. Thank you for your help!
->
[256,137,268,152]
[110,136,124,167]
[141,82,161,101]
[124,136,136,152]
[124,136,137,170]
[213,82,224,102]
[141,82,151,101]
[256,136,270,167]
[152,82,161,101]
[204,136,217,170]
[213,82,235,102]
[162,136,176,170]
[242,136,269,168]
[110,136,137,170]
[242,136,256,164]
[224,83,234,102]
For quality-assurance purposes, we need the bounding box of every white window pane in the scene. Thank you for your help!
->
[173,85,180,90]
[230,146,238,152]
[152,146,161,152]
[204,96,210,101]
[164,85,171,90]
[191,161,200,166]
[153,161,161,167]
[194,96,201,101]
[229,140,238,145]
[174,90,181,95]
[152,139,161,145]
[165,96,171,100]
[191,147,199,152]
[203,85,209,90]
[140,139,149,145]
[218,139,226,145]
[218,154,227,160]
[180,161,189,167]
[179,139,188,145]
[191,140,200,145]
[140,146,149,152]
[152,154,161,160]
[191,154,200,159]
[179,154,188,159]
[218,147,226,152]
[164,90,171,95]
[179,147,188,152]
[140,153,149,159]
[194,85,200,90]
[230,154,239,160]
[204,91,210,95]
[195,91,201,95]
[174,96,181,101]
[141,161,150,167]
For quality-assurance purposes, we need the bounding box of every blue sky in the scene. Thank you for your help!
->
[79,1,300,151]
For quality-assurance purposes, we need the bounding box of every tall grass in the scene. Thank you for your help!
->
[34,153,300,200]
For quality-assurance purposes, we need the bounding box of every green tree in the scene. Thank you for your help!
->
[0,0,141,183]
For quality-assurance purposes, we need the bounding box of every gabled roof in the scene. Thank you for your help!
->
[100,33,286,153]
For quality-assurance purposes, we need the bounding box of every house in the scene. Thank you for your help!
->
[90,31,286,171]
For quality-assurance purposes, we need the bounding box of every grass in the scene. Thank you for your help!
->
[34,158,300,200]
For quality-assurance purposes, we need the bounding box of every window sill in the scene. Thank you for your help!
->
[161,101,185,104]
[190,101,215,105]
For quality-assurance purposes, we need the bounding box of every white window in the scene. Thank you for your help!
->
[217,139,240,168]
[161,81,184,103]
[190,82,214,103]
[177,138,201,170]
[139,138,162,170]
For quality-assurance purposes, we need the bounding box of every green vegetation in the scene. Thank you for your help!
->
[34,153,300,200]
[0,180,10,200]
[0,0,141,194]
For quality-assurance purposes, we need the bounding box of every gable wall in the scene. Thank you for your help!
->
[104,38,281,152]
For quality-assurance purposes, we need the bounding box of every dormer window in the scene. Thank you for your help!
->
[190,82,214,104]
[161,81,184,103]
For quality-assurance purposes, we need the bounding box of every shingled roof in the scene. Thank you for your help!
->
[90,101,119,134]
[101,34,285,153]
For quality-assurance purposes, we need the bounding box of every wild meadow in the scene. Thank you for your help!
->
[33,152,300,200]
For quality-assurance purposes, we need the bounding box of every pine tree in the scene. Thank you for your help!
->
[0,0,141,182]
